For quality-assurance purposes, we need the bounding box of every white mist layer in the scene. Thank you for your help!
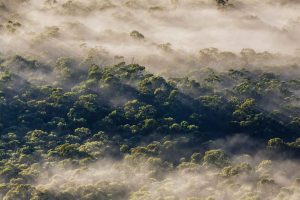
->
[32,155,300,200]
[1,0,300,74]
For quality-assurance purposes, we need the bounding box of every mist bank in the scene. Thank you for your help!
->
[1,134,300,200]
[1,0,300,75]
[31,157,300,200]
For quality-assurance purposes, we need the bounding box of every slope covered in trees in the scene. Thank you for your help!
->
[0,55,299,199]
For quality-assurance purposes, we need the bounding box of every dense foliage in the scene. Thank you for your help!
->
[0,55,299,199]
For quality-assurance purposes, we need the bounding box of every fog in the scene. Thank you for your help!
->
[0,135,295,200]
[31,145,300,200]
[1,0,300,75]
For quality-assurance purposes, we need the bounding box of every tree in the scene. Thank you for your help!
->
[203,149,230,168]
[267,138,286,150]
[221,162,252,177]
[3,184,35,200]
[216,0,229,6]
[54,57,75,81]
[191,152,202,164]
[130,30,145,40]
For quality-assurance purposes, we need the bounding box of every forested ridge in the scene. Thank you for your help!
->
[0,54,300,199]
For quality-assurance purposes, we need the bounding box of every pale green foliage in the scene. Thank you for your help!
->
[203,149,230,168]
[221,162,252,177]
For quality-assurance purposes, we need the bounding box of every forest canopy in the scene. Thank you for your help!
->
[0,53,300,199]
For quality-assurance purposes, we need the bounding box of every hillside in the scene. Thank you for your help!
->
[0,55,300,199]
